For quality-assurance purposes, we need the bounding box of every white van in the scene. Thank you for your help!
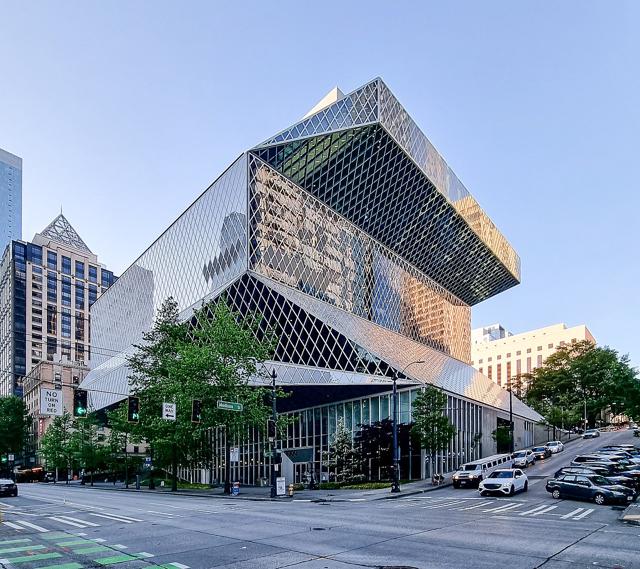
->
[452,453,514,488]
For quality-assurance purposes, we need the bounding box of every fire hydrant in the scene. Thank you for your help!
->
[288,483,294,497]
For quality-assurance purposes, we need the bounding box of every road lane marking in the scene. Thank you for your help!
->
[91,539,107,543]
[0,553,62,564]
[0,545,46,554]
[530,505,557,516]
[0,540,31,546]
[38,563,83,569]
[56,516,100,527]
[166,563,190,569]
[112,545,127,550]
[57,539,92,546]
[483,503,522,513]
[48,517,89,528]
[518,505,549,516]
[72,546,111,554]
[421,500,467,509]
[89,513,142,523]
[2,522,25,530]
[573,508,594,520]
[457,501,494,511]
[560,508,583,519]
[42,533,70,540]
[136,552,154,558]
[13,520,50,533]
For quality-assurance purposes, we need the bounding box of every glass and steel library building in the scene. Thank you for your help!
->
[82,78,542,484]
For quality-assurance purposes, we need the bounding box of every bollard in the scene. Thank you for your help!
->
[135,474,141,490]
[232,481,240,496]
[288,483,294,497]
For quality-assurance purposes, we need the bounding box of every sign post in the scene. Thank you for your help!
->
[217,400,243,412]
[162,402,176,421]
[40,389,63,416]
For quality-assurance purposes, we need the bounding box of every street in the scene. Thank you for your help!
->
[1,430,639,569]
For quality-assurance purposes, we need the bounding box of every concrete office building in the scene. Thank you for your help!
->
[82,79,543,484]
[0,148,22,250]
[471,323,596,389]
[0,214,116,397]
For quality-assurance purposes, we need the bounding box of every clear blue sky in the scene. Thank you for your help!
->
[1,1,638,366]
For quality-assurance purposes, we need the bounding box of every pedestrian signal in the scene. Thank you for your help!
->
[127,396,140,423]
[73,389,88,418]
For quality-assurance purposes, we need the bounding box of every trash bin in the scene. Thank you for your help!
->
[232,481,240,496]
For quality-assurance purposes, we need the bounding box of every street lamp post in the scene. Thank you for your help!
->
[270,369,277,499]
[391,360,426,493]
[508,386,514,454]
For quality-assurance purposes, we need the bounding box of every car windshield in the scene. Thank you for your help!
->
[533,447,545,452]
[548,442,558,446]
[514,452,526,457]
[0,479,13,484]
[464,465,478,471]
[489,471,513,479]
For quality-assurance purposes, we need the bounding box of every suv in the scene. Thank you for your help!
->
[479,469,528,496]
[0,478,17,497]
[546,474,634,505]
[512,450,536,468]
[571,455,617,467]
[553,466,637,491]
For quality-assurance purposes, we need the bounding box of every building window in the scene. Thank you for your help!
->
[61,309,71,339]
[488,357,492,362]
[547,343,553,349]
[506,361,511,381]
[88,285,97,306]
[537,346,542,351]
[47,305,57,335]
[76,342,85,361]
[496,363,502,385]
[75,285,85,310]
[478,359,483,364]
[61,256,72,275]
[75,315,84,341]
[28,244,43,266]
[516,359,521,376]
[526,357,531,373]
[479,367,483,375]
[537,355,543,367]
[61,341,71,359]
[47,251,57,270]
[516,350,521,356]
[47,272,57,302]
[560,341,566,347]
[47,337,56,361]
[89,265,98,283]
[506,353,511,358]
[61,276,72,306]
[75,261,85,280]
[101,270,113,288]
[487,365,492,380]
[526,348,531,354]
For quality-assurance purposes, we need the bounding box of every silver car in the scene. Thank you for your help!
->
[512,450,536,468]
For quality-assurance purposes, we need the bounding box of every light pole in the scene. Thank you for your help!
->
[508,386,514,453]
[270,369,278,499]
[391,359,426,493]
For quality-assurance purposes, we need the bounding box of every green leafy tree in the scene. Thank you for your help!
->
[106,402,142,485]
[69,415,105,486]
[323,418,359,484]
[127,296,276,491]
[411,386,457,477]
[0,396,30,459]
[40,412,75,483]
[525,341,640,428]
[491,425,512,453]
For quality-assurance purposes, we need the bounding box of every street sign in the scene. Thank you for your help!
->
[144,456,152,469]
[263,449,281,459]
[230,447,240,462]
[162,402,176,421]
[7,454,14,462]
[276,477,286,496]
[40,388,63,416]
[217,400,243,412]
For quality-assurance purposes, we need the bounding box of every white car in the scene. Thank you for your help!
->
[546,441,564,453]
[512,449,536,468]
[479,469,528,496]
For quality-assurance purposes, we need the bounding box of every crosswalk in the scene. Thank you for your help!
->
[2,511,145,533]
[386,495,596,522]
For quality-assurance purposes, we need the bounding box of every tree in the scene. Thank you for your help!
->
[323,419,359,484]
[491,425,512,453]
[126,296,276,491]
[411,386,457,477]
[0,396,30,458]
[69,415,105,487]
[40,412,75,483]
[525,341,640,428]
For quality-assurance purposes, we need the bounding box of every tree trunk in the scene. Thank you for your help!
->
[90,471,94,487]
[171,442,178,492]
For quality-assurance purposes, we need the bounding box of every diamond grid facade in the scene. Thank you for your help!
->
[83,79,541,480]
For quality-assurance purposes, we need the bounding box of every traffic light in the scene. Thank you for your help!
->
[73,389,88,418]
[267,418,277,440]
[127,396,140,423]
[1,455,7,464]
[191,399,202,423]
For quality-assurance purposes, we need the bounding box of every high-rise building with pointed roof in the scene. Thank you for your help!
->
[0,213,116,398]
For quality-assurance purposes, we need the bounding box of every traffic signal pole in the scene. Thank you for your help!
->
[270,369,277,499]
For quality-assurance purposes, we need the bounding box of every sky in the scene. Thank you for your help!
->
[1,1,638,366]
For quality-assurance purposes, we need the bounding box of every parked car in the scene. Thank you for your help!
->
[571,455,618,467]
[532,446,552,460]
[546,474,634,505]
[512,450,536,468]
[553,466,638,491]
[0,478,18,497]
[583,429,600,439]
[546,441,564,453]
[479,469,528,496]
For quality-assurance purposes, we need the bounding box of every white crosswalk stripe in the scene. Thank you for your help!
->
[518,505,550,516]
[10,520,49,532]
[530,505,557,516]
[89,512,143,523]
[561,508,584,519]
[55,515,100,527]
[48,516,92,528]
[457,501,494,511]
[572,508,594,520]
[484,503,522,513]
[421,500,467,509]
[2,522,24,530]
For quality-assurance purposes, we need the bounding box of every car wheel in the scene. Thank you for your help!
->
[552,489,561,499]
[523,481,528,492]
[594,493,606,505]
[480,490,488,497]
[509,485,515,496]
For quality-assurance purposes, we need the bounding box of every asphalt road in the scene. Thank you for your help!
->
[1,430,639,569]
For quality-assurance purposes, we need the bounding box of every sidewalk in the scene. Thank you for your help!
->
[619,502,640,526]
[51,475,452,503]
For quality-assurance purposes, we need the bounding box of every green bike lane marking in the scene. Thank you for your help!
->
[71,546,111,554]
[42,533,70,541]
[0,552,63,564]
[0,545,46,555]
[55,540,92,547]
[95,554,140,565]
[38,564,84,569]
[0,539,32,546]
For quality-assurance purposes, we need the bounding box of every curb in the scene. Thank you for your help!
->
[619,502,640,526]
